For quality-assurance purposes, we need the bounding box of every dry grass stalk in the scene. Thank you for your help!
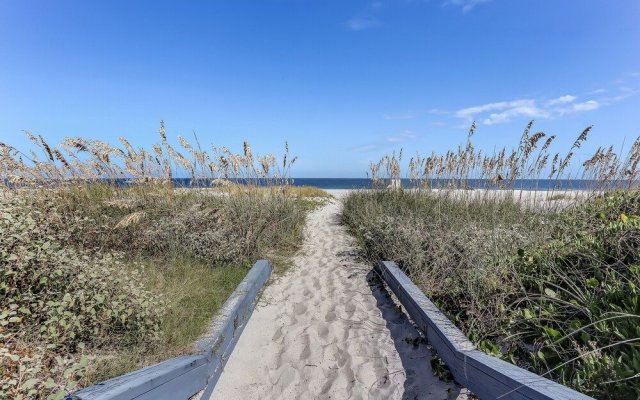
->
[0,121,296,190]
[368,121,638,196]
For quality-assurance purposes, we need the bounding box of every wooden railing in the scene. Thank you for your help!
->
[69,259,593,399]
[375,261,594,400]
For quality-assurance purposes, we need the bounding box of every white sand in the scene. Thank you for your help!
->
[329,188,594,210]
[210,192,464,399]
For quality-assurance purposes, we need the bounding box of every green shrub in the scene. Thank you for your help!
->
[343,189,640,398]
[508,191,640,398]
[0,197,164,399]
[0,340,86,400]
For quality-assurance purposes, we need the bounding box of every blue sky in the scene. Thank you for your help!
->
[0,0,638,177]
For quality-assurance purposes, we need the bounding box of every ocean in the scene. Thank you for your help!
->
[169,178,622,190]
[5,177,627,190]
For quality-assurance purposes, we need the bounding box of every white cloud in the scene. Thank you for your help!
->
[353,130,418,152]
[589,88,606,95]
[457,95,602,125]
[601,92,636,103]
[546,95,577,106]
[386,130,416,142]
[483,104,548,125]
[570,100,599,112]
[586,76,640,105]
[456,99,538,121]
[346,2,383,31]
[597,82,640,103]
[445,0,492,12]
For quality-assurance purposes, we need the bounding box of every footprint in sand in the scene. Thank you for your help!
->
[293,303,307,315]
[324,310,337,322]
[209,193,466,400]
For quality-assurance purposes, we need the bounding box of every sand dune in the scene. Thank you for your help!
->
[209,193,464,399]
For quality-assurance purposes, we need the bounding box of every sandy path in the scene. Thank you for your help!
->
[210,194,462,400]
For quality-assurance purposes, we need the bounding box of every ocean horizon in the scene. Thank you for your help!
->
[6,177,631,191]
[169,178,625,190]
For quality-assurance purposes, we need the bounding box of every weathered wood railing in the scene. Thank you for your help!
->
[375,261,594,400]
[68,260,272,400]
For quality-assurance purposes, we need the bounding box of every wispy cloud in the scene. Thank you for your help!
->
[386,130,417,142]
[445,0,492,12]
[353,130,418,152]
[456,95,603,125]
[383,111,419,120]
[427,108,449,115]
[596,76,640,103]
[346,2,384,31]
[600,89,638,104]
[570,100,599,112]
[546,95,576,106]
[455,99,538,121]
[383,107,449,120]
[346,16,381,31]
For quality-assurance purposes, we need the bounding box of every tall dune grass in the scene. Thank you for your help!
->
[0,121,298,188]
[344,122,640,399]
[0,123,313,399]
[367,122,639,192]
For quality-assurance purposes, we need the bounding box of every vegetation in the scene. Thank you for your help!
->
[343,123,640,399]
[1,196,163,399]
[0,123,318,399]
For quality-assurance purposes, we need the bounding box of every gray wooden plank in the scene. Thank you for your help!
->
[69,355,207,400]
[375,261,593,400]
[377,261,475,354]
[197,259,271,395]
[132,363,209,400]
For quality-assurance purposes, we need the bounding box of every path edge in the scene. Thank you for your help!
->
[375,260,594,400]
[68,259,272,400]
